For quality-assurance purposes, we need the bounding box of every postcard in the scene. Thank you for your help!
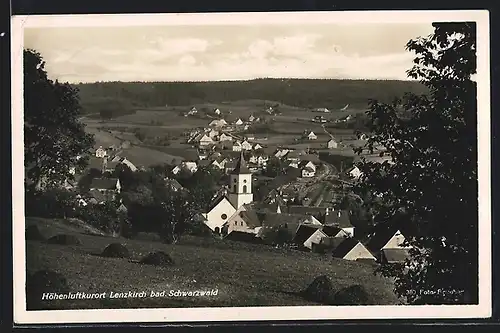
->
[11,10,491,324]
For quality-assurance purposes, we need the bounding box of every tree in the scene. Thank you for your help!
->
[24,49,94,190]
[264,157,286,177]
[355,23,477,304]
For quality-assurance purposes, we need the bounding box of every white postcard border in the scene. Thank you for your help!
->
[11,10,492,324]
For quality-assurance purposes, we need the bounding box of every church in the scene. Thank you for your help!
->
[202,152,255,234]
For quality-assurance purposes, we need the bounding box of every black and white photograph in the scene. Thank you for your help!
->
[11,10,491,324]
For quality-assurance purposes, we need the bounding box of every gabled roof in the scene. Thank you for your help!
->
[302,166,315,172]
[230,152,251,174]
[293,224,323,245]
[225,231,262,243]
[324,210,352,228]
[207,193,235,213]
[164,178,183,191]
[331,238,363,258]
[288,206,325,217]
[238,206,263,228]
[365,218,413,253]
[321,225,345,237]
[90,178,119,190]
[320,236,347,249]
[88,157,104,170]
[298,154,321,163]
[88,189,106,202]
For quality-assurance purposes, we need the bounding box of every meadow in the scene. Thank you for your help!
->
[25,217,400,310]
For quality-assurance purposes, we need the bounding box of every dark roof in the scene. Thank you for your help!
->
[239,206,263,228]
[88,189,106,202]
[90,178,119,190]
[365,218,413,253]
[88,157,104,170]
[321,225,345,237]
[323,210,352,228]
[319,236,347,249]
[207,193,234,213]
[299,154,321,163]
[288,206,325,217]
[331,238,361,258]
[293,224,322,245]
[225,231,262,243]
[381,248,411,263]
[260,213,308,228]
[230,152,251,174]
[164,178,183,191]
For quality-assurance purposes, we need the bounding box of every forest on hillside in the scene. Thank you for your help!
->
[74,79,429,117]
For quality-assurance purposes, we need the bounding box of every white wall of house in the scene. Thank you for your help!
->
[204,197,237,232]
[343,243,376,261]
[304,229,327,250]
[342,227,355,237]
[382,231,411,249]
[302,169,315,178]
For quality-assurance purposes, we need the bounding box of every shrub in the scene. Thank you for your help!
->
[46,234,81,246]
[139,251,174,267]
[26,270,70,310]
[302,275,336,305]
[332,284,372,305]
[26,225,45,241]
[101,243,130,258]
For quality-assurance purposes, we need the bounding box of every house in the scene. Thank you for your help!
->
[253,143,262,150]
[365,224,413,263]
[300,160,316,172]
[164,178,184,192]
[314,107,330,113]
[203,153,254,233]
[305,131,317,140]
[209,119,227,128]
[301,166,315,178]
[234,118,244,126]
[224,230,263,244]
[88,189,107,204]
[213,108,221,115]
[89,177,121,194]
[188,107,198,115]
[219,133,233,141]
[232,141,242,152]
[248,115,256,122]
[183,161,198,173]
[116,203,128,214]
[380,248,411,264]
[323,208,355,237]
[327,138,339,149]
[241,140,253,151]
[198,134,214,147]
[207,129,219,139]
[120,157,138,172]
[347,165,363,179]
[95,146,107,158]
[331,238,376,261]
[274,148,290,159]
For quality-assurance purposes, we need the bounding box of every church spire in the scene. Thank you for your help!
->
[231,151,251,174]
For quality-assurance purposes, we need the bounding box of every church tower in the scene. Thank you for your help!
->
[228,152,253,209]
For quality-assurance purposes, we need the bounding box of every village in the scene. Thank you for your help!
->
[65,104,409,266]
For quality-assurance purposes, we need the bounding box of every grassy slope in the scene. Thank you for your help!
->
[26,217,400,309]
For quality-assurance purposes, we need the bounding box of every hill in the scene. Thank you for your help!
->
[25,216,400,309]
[74,79,428,117]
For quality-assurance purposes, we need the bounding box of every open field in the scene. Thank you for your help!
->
[26,217,400,309]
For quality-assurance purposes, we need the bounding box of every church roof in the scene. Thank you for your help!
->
[230,152,251,174]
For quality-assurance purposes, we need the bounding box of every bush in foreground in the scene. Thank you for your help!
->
[46,234,81,246]
[332,284,373,305]
[26,270,70,310]
[139,251,174,267]
[25,225,45,241]
[101,243,130,259]
[302,275,336,305]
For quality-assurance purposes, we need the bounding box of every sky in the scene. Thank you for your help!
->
[24,23,435,83]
